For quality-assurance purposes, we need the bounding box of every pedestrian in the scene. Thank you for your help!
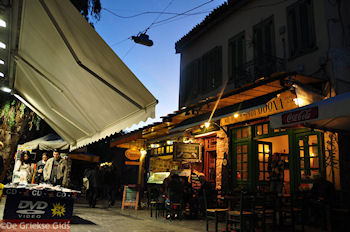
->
[268,153,285,196]
[13,151,34,184]
[43,151,68,186]
[34,153,48,184]
[84,164,99,208]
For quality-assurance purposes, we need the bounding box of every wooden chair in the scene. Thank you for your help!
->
[254,191,277,232]
[150,201,164,218]
[226,191,255,232]
[280,192,305,232]
[204,189,228,232]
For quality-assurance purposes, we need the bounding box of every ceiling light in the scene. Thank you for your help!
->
[234,113,239,118]
[0,19,6,28]
[1,87,11,93]
[0,60,4,65]
[0,72,4,78]
[0,42,6,49]
[204,122,210,128]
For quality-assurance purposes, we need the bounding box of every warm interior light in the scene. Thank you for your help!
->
[234,113,239,118]
[140,149,147,158]
[293,98,299,105]
[166,140,173,145]
[1,87,11,93]
[0,19,6,28]
[204,122,210,128]
[0,42,6,49]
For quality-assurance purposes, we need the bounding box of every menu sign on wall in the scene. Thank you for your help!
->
[173,143,201,162]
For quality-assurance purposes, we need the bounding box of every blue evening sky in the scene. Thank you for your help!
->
[94,0,226,130]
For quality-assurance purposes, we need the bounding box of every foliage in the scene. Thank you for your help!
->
[70,0,101,25]
[20,103,26,117]
[325,132,338,184]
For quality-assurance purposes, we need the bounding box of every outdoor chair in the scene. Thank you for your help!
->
[254,191,277,232]
[204,189,228,232]
[280,192,305,232]
[150,201,164,218]
[225,191,255,232]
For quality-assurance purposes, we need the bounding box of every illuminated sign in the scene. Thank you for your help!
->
[221,91,298,126]
[125,149,141,160]
[282,107,318,125]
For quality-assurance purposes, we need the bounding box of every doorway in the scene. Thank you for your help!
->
[257,135,290,194]
[204,137,217,184]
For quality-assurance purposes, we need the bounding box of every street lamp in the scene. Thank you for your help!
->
[203,121,228,136]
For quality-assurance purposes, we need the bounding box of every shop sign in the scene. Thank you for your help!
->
[173,143,201,161]
[282,107,318,125]
[221,91,298,126]
[125,149,141,160]
[3,195,74,220]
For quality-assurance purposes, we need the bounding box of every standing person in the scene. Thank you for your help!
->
[43,151,68,187]
[84,164,99,208]
[13,151,34,184]
[268,153,285,196]
[34,153,48,184]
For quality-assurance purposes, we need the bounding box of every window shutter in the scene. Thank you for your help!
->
[215,46,223,87]
[287,8,298,57]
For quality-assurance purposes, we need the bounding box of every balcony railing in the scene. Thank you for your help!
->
[231,55,286,86]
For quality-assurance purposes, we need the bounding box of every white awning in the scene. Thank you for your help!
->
[270,92,350,132]
[10,0,157,150]
[21,134,70,151]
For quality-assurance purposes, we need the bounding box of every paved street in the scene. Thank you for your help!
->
[71,202,225,232]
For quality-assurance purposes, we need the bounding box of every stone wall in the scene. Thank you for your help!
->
[215,128,229,190]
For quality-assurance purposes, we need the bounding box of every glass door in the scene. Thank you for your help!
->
[296,133,322,184]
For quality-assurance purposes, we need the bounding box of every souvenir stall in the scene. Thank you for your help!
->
[1,134,80,224]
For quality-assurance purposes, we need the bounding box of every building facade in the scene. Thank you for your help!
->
[175,0,350,192]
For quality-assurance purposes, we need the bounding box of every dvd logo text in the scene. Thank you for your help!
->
[16,200,48,218]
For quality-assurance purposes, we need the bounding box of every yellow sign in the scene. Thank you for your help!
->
[51,203,66,217]
[221,91,298,126]
[125,149,141,160]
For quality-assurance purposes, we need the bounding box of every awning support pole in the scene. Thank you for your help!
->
[39,0,143,110]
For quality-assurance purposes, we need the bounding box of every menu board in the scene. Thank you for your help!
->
[121,185,139,210]
[173,143,201,162]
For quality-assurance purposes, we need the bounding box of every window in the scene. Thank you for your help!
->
[287,0,316,58]
[253,16,276,77]
[201,46,222,93]
[180,58,201,103]
[298,134,321,181]
[256,123,269,136]
[258,142,272,181]
[228,32,246,84]
[236,127,249,139]
[236,143,248,181]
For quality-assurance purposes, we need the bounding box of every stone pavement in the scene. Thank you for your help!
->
[71,202,227,232]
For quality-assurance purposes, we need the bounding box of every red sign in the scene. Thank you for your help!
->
[282,107,318,125]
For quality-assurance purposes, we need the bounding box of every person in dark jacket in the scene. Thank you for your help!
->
[84,164,99,208]
[35,153,48,184]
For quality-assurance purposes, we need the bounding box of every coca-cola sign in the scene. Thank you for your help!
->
[282,107,318,125]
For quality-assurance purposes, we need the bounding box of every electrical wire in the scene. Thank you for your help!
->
[102,8,212,19]
[144,0,175,33]
[150,0,214,27]
[122,43,136,59]
[110,37,132,47]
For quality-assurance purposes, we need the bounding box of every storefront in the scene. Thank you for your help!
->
[220,90,340,192]
[147,141,201,183]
